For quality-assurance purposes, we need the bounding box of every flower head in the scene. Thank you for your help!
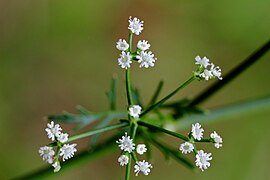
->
[210,131,223,148]
[118,51,132,69]
[136,144,147,155]
[118,155,129,166]
[199,69,213,81]
[39,146,55,164]
[52,161,61,173]
[179,142,194,154]
[210,63,223,80]
[57,133,69,143]
[195,150,212,171]
[128,16,144,35]
[45,121,62,141]
[134,160,152,176]
[191,123,204,140]
[116,132,135,153]
[116,39,129,51]
[195,56,210,68]
[137,40,151,51]
[129,105,142,119]
[60,144,77,161]
[136,51,157,68]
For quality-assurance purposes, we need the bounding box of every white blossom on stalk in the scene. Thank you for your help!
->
[118,51,132,69]
[210,131,223,149]
[45,121,62,141]
[118,155,129,166]
[191,123,204,140]
[195,56,210,68]
[134,160,152,176]
[129,105,142,118]
[128,16,144,35]
[60,144,77,161]
[210,63,223,80]
[136,144,147,155]
[179,142,194,154]
[57,133,69,143]
[199,69,213,81]
[39,146,55,164]
[116,39,129,51]
[136,51,157,68]
[195,150,212,171]
[116,132,135,153]
[52,161,61,172]
[137,40,151,51]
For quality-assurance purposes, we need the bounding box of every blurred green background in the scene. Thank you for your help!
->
[0,0,270,179]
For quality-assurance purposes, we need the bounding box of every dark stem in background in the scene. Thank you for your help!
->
[188,40,270,107]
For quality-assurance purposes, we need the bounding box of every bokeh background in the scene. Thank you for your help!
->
[0,0,270,179]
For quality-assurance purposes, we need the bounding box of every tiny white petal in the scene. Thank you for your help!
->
[134,160,152,176]
[129,105,142,118]
[52,162,61,173]
[179,142,194,154]
[128,16,144,35]
[210,131,223,149]
[118,51,132,69]
[116,132,135,153]
[136,51,157,68]
[116,39,129,51]
[60,144,77,161]
[195,56,210,68]
[45,121,62,141]
[118,155,129,166]
[210,63,223,80]
[57,133,69,143]
[195,150,212,171]
[136,144,147,155]
[137,40,151,51]
[39,146,55,164]
[191,123,204,140]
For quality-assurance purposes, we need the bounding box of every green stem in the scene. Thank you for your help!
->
[125,69,133,106]
[141,76,195,117]
[67,122,128,143]
[137,121,189,141]
[125,154,132,180]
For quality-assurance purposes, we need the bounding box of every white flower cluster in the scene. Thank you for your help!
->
[179,123,223,171]
[194,56,223,80]
[129,105,142,119]
[39,121,77,172]
[116,17,157,69]
[116,132,152,176]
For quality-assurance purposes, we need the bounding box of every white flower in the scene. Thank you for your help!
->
[118,155,129,166]
[195,56,210,68]
[57,133,69,143]
[52,161,61,173]
[45,121,62,141]
[128,16,144,35]
[118,51,132,69]
[60,144,77,161]
[136,144,147,155]
[136,51,157,68]
[116,132,135,153]
[210,63,223,80]
[179,142,194,154]
[39,146,55,164]
[191,123,204,140]
[129,105,142,118]
[199,69,213,81]
[134,160,152,176]
[210,131,223,149]
[195,150,212,171]
[116,39,129,51]
[137,40,151,51]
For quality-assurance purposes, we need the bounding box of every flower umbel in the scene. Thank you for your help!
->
[128,16,144,35]
[134,160,153,176]
[118,51,132,69]
[45,121,62,141]
[137,40,151,51]
[118,155,129,166]
[116,39,129,51]
[210,131,223,148]
[60,144,77,162]
[129,105,142,119]
[136,51,157,68]
[57,133,69,143]
[116,132,135,153]
[39,146,55,164]
[136,144,147,155]
[52,161,61,173]
[191,123,204,140]
[179,142,194,154]
[195,150,212,171]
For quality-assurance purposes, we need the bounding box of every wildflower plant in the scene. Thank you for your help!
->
[29,16,270,180]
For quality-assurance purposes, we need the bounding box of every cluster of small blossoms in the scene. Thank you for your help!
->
[38,121,77,172]
[179,123,223,171]
[116,132,152,176]
[116,17,157,69]
[194,56,223,81]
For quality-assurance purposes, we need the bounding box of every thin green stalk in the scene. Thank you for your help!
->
[67,122,128,143]
[137,121,189,141]
[148,80,164,106]
[125,154,132,180]
[125,69,133,106]
[141,76,195,117]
